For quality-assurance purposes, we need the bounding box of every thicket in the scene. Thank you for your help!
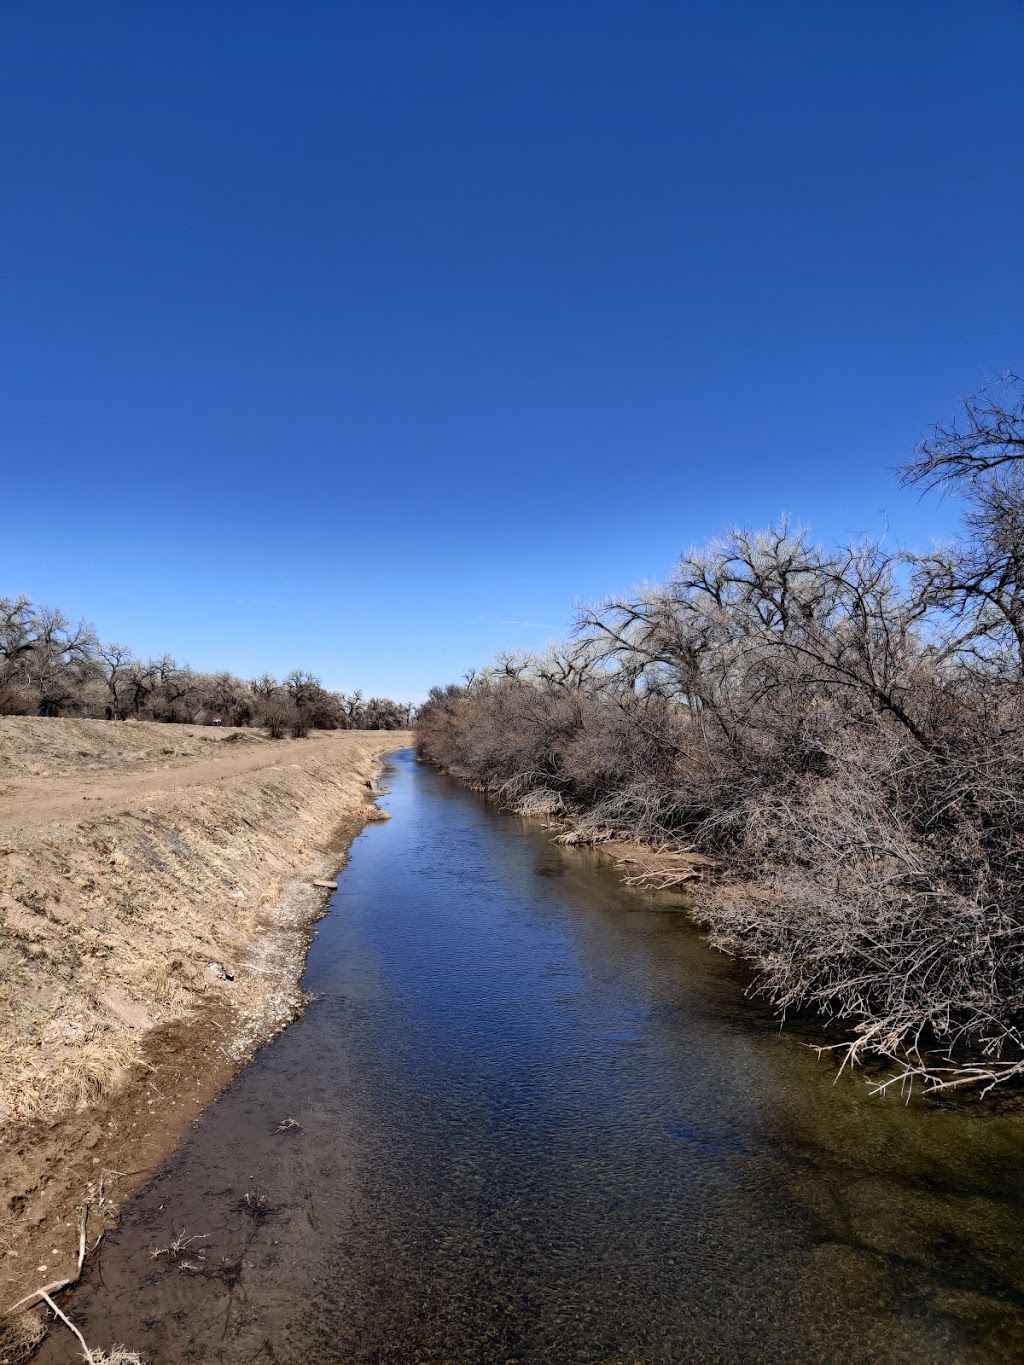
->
[418,375,1024,1093]
[0,603,412,736]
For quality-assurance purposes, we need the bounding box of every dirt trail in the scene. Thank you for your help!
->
[0,718,412,1358]
[1,732,376,831]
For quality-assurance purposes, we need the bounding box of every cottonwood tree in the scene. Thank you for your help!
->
[416,379,1024,1090]
[98,643,137,719]
[905,374,1024,673]
[19,606,99,716]
[0,596,36,711]
[0,601,407,731]
[901,372,1024,489]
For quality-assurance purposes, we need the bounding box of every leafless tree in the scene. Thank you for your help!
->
[0,595,37,712]
[901,372,1024,490]
[12,606,100,716]
[0,598,407,734]
[417,379,1024,1092]
[904,376,1024,674]
[98,643,137,719]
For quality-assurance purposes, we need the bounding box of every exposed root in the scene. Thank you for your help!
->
[7,1202,89,1314]
[3,1204,144,1365]
[39,1292,143,1365]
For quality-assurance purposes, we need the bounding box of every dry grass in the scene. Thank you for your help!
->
[0,1309,44,1363]
[150,1230,209,1270]
[38,1289,145,1365]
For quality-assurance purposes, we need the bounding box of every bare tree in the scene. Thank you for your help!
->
[0,596,37,712]
[903,377,1024,674]
[0,598,408,738]
[22,607,99,716]
[417,388,1024,1092]
[98,643,136,719]
[901,372,1024,490]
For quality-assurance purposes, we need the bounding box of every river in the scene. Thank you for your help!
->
[35,750,1024,1363]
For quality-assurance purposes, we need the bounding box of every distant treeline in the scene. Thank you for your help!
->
[0,601,412,735]
[418,374,1024,1093]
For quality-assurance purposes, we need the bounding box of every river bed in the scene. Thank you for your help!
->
[36,751,1024,1362]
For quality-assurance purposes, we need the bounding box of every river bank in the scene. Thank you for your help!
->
[0,718,410,1356]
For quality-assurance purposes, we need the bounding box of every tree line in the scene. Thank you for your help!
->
[0,603,413,735]
[417,374,1024,1093]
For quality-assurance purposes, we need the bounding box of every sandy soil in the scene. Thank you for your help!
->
[0,718,411,1355]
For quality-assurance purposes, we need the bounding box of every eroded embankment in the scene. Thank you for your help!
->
[0,718,410,1347]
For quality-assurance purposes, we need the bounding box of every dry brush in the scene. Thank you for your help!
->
[418,376,1024,1094]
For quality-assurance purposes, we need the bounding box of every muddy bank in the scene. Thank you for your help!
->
[0,719,410,1343]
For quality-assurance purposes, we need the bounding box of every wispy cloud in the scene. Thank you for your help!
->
[470,616,559,630]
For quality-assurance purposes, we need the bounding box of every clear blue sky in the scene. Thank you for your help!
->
[2,1,1021,701]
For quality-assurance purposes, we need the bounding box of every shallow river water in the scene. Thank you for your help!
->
[37,752,1024,1363]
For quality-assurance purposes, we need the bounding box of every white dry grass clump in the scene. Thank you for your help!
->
[510,786,565,818]
[0,1309,44,1362]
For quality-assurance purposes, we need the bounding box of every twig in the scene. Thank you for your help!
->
[39,1290,94,1365]
[8,1200,89,1313]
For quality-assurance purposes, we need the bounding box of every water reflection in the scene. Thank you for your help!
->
[36,751,1024,1363]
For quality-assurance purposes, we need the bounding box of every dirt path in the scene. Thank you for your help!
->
[0,731,376,832]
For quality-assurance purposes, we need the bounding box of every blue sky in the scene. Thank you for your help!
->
[2,1,1021,701]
